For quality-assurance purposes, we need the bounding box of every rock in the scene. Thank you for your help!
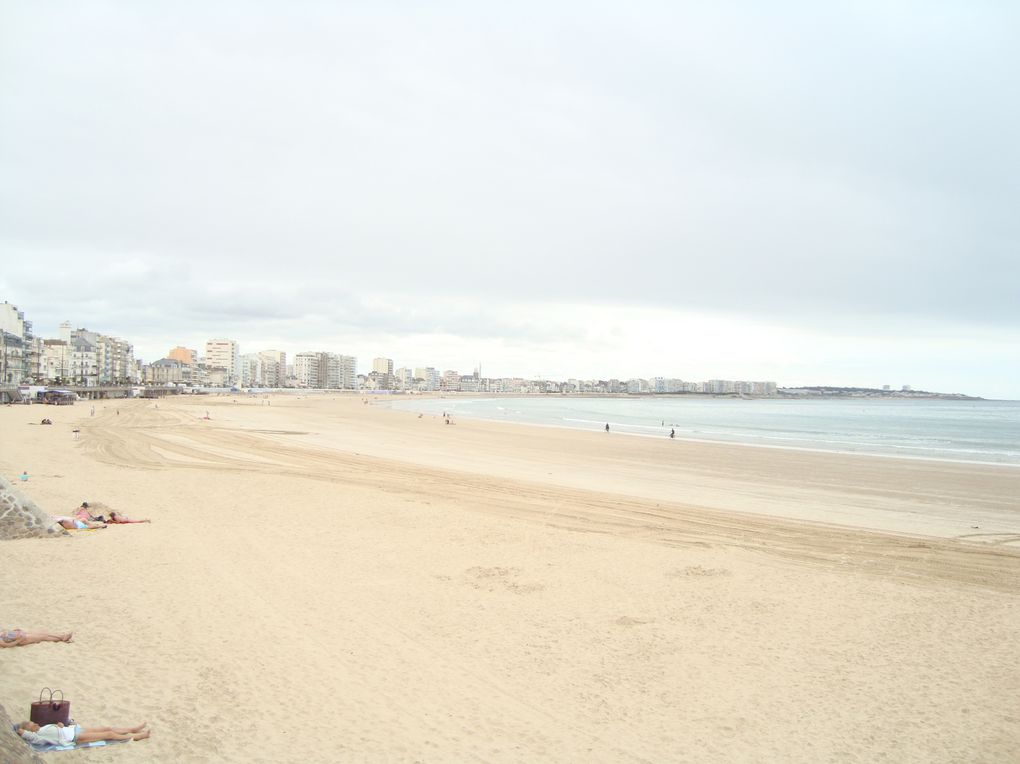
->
[0,702,46,763]
[0,476,66,540]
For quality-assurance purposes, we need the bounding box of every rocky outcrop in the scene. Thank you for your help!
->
[0,702,46,763]
[0,476,65,540]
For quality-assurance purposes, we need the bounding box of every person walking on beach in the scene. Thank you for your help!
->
[605,423,610,433]
[670,428,675,439]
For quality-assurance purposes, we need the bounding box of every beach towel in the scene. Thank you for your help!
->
[12,724,129,752]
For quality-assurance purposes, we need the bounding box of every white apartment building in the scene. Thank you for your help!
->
[294,352,357,389]
[259,350,287,387]
[0,301,33,386]
[372,357,394,376]
[205,339,241,386]
[69,333,99,386]
[440,370,461,391]
[330,354,357,390]
[394,367,415,390]
[293,352,323,388]
[414,367,440,391]
[40,339,70,382]
[97,335,135,384]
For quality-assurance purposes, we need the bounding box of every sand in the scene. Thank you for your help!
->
[1,394,1018,763]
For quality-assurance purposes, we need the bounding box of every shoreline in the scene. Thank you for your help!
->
[387,396,1020,469]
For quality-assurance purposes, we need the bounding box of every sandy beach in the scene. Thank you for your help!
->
[1,394,1018,763]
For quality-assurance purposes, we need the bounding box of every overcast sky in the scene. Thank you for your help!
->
[2,2,1018,397]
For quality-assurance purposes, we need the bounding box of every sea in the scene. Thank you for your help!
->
[390,396,1020,467]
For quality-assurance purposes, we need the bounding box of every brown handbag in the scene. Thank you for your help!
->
[30,688,71,726]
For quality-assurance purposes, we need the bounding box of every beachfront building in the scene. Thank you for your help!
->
[205,339,241,386]
[39,339,70,383]
[145,358,186,385]
[96,335,135,384]
[259,350,287,387]
[0,301,36,386]
[459,375,482,393]
[395,367,415,390]
[414,367,440,392]
[371,357,394,389]
[168,346,198,366]
[294,352,357,389]
[240,354,260,387]
[440,370,461,391]
[237,352,288,388]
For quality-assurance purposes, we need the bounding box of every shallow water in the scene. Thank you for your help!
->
[392,396,1020,466]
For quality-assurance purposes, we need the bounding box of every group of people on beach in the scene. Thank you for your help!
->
[52,501,151,531]
[4,626,149,747]
[4,496,152,748]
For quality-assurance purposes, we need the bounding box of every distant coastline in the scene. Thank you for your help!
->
[776,386,983,401]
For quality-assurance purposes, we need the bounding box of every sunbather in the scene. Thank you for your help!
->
[75,501,104,523]
[108,511,151,524]
[17,720,149,745]
[0,629,73,647]
[54,516,106,530]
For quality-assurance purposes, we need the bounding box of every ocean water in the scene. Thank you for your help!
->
[391,396,1020,466]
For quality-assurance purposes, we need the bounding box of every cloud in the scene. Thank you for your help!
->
[2,3,1019,396]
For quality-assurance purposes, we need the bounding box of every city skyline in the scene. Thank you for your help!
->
[0,299,982,398]
[2,4,1018,398]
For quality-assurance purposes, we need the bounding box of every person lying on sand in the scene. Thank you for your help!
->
[0,629,73,647]
[17,720,149,745]
[107,511,151,524]
[54,516,106,530]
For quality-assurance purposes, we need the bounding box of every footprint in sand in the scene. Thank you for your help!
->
[614,616,652,627]
[667,565,731,578]
[462,566,544,594]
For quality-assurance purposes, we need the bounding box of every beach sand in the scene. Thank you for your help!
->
[1,395,1018,762]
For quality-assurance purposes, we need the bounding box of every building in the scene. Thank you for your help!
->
[168,346,198,366]
[258,350,287,387]
[145,358,186,385]
[205,339,240,386]
[440,370,461,391]
[372,357,394,376]
[39,339,70,383]
[414,367,440,392]
[394,367,415,390]
[96,335,135,384]
[293,352,357,389]
[0,302,34,386]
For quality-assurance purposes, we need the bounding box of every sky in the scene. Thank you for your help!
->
[1,2,1018,398]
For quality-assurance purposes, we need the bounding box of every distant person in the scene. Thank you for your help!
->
[20,470,29,482]
[1,628,73,647]
[605,423,610,432]
[17,720,149,746]
[72,428,80,440]
[670,429,675,439]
